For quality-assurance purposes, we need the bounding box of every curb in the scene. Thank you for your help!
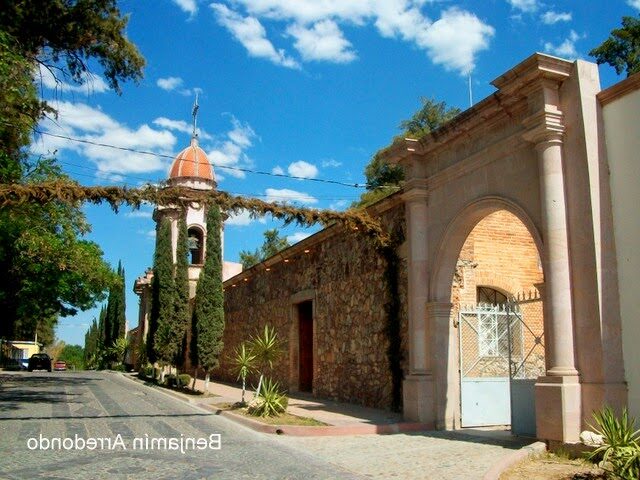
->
[482,440,547,480]
[119,372,433,437]
[205,406,432,437]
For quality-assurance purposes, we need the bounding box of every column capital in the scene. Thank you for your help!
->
[522,108,565,146]
[403,179,429,203]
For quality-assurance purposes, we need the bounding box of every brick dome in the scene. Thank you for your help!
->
[169,137,215,181]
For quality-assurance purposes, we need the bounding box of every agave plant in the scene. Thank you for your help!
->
[249,325,282,399]
[588,406,640,480]
[248,377,288,417]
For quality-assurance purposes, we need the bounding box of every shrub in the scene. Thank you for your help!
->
[178,374,192,387]
[164,374,177,387]
[248,378,288,417]
[589,406,640,480]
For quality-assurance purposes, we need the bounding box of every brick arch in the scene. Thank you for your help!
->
[431,196,544,304]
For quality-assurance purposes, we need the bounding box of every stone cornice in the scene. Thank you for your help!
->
[381,53,575,169]
[491,53,573,95]
[597,71,640,106]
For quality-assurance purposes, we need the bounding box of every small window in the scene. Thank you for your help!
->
[477,286,508,306]
[187,227,204,264]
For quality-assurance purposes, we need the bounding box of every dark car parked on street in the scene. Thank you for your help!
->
[28,353,52,372]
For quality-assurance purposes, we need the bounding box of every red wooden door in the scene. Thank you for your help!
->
[298,301,313,392]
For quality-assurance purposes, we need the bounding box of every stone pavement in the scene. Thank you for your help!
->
[0,371,361,480]
[134,373,535,479]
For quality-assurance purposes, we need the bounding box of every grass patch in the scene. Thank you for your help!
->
[215,402,327,426]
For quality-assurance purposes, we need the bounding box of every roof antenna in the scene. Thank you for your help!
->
[468,72,473,108]
[192,92,199,138]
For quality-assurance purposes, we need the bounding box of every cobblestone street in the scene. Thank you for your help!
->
[0,371,530,479]
[0,371,359,480]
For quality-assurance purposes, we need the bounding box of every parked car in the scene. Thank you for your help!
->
[28,353,52,372]
[53,360,67,371]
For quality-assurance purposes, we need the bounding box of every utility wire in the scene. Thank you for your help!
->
[35,130,365,189]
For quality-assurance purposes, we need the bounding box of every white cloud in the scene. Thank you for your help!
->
[628,0,640,9]
[287,160,318,179]
[544,30,582,59]
[265,188,318,204]
[321,159,342,168]
[541,11,572,25]
[207,116,257,178]
[225,209,267,226]
[329,199,348,210]
[152,117,212,140]
[125,210,153,219]
[287,231,312,244]
[271,165,285,175]
[138,229,156,239]
[34,101,177,176]
[507,0,538,12]
[210,1,493,74]
[173,0,198,16]
[210,3,300,69]
[37,66,109,95]
[287,20,356,63]
[157,77,184,91]
[420,8,495,75]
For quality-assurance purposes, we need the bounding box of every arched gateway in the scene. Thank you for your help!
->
[383,54,626,443]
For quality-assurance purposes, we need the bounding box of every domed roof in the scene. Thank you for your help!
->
[169,136,215,182]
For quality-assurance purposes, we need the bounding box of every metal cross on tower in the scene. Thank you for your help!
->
[192,92,199,138]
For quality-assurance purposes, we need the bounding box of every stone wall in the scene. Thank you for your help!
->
[218,200,407,410]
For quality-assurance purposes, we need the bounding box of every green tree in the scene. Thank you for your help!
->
[590,16,640,77]
[353,98,460,208]
[0,0,144,91]
[84,318,100,369]
[58,344,85,370]
[0,1,144,341]
[105,261,126,347]
[151,218,176,377]
[172,214,190,372]
[239,229,290,269]
[194,204,225,390]
[0,160,116,340]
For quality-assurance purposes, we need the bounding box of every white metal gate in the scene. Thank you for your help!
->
[459,298,545,435]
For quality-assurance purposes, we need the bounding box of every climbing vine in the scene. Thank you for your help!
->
[0,180,390,246]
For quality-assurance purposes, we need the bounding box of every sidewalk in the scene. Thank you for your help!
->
[132,373,432,435]
[123,372,541,478]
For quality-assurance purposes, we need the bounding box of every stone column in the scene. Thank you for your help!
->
[402,181,436,426]
[524,97,581,443]
[428,301,457,430]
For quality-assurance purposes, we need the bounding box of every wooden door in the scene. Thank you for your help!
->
[298,301,313,392]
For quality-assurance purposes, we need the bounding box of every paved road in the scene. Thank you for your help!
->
[0,371,360,480]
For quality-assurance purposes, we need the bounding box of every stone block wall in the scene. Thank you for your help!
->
[218,202,407,410]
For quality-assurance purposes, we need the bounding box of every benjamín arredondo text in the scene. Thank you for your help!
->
[27,433,222,454]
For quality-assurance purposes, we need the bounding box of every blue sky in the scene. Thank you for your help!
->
[32,0,639,346]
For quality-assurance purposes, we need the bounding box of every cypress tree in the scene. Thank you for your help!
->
[104,281,114,348]
[116,263,126,339]
[174,214,190,371]
[152,217,177,373]
[194,204,225,389]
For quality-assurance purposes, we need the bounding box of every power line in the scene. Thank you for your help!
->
[50,159,362,202]
[35,130,365,189]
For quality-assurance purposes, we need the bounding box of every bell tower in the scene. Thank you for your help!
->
[153,98,219,297]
